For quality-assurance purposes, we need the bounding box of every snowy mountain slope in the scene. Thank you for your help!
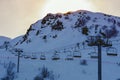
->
[0,43,120,80]
[1,10,120,80]
[0,36,11,46]
[11,10,120,52]
[10,35,24,47]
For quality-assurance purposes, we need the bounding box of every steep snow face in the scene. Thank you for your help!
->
[10,35,24,47]
[14,10,120,52]
[0,36,11,46]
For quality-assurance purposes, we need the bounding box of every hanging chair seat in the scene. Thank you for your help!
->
[31,55,37,59]
[52,53,60,60]
[73,51,81,58]
[65,55,73,60]
[106,47,117,56]
[107,53,117,56]
[89,52,98,59]
[40,54,46,60]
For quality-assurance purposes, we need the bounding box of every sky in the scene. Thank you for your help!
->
[0,0,120,38]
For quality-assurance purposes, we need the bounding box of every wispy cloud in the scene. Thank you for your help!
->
[0,0,46,38]
[92,0,120,16]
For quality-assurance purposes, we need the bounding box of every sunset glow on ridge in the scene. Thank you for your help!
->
[40,0,96,18]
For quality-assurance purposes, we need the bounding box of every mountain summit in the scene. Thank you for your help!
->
[12,10,120,52]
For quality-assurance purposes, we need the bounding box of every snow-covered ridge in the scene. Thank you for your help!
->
[10,10,120,52]
[1,10,120,80]
[0,36,11,46]
[10,10,120,51]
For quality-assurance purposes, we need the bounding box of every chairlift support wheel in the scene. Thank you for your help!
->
[87,36,112,47]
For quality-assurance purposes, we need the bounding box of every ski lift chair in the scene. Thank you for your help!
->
[52,53,60,60]
[31,55,37,59]
[73,50,81,58]
[65,52,74,60]
[102,39,112,47]
[106,47,117,56]
[89,52,98,59]
[40,53,46,60]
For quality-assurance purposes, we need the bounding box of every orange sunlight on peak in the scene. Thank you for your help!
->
[40,0,96,18]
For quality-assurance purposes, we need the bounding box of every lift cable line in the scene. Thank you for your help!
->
[3,36,120,75]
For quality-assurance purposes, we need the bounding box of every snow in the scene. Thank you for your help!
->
[11,10,120,52]
[0,43,120,80]
[0,36,11,46]
[10,35,23,46]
